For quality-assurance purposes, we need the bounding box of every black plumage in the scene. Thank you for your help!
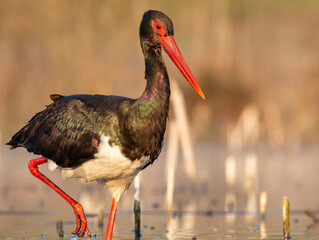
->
[7,92,168,168]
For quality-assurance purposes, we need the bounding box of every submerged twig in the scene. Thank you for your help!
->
[305,210,319,223]
[56,220,64,238]
[134,175,141,239]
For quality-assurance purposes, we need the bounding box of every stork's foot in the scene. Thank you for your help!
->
[72,203,91,238]
[27,158,91,238]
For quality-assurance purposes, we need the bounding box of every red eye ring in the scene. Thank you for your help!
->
[153,21,166,36]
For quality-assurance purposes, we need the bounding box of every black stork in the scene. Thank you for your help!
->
[7,10,205,239]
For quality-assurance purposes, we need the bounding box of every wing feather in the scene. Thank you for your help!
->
[7,97,101,167]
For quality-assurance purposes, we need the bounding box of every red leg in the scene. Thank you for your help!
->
[105,197,120,240]
[28,157,91,238]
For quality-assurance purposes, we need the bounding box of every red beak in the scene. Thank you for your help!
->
[160,35,205,99]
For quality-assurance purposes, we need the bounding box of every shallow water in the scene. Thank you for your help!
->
[1,210,319,239]
[1,144,319,239]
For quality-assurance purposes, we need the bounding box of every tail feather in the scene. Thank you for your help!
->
[6,125,29,150]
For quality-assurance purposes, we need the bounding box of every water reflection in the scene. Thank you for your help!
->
[166,215,179,240]
[245,153,258,213]
[225,212,236,236]
[260,220,267,239]
[165,198,197,239]
[181,200,196,235]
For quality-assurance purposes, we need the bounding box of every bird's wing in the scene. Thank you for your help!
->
[7,95,107,167]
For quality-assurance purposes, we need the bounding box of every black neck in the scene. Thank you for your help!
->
[118,41,170,162]
[140,41,170,100]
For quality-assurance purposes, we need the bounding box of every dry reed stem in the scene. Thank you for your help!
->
[282,196,290,239]
[165,120,178,215]
[170,80,197,185]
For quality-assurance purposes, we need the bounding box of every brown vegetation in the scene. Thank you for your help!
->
[1,0,318,145]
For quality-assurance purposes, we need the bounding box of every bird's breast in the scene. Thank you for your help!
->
[59,135,150,196]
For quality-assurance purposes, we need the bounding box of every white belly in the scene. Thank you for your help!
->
[51,135,150,198]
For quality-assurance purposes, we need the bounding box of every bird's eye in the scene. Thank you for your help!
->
[153,22,166,36]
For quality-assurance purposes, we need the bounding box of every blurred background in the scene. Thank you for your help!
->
[0,0,319,222]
